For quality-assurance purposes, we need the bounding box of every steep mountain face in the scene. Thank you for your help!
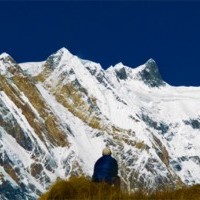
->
[0,48,200,199]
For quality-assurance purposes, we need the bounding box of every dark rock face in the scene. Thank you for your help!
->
[138,59,166,87]
[115,67,127,80]
[170,160,182,172]
[140,113,169,134]
[46,50,63,70]
[0,181,34,200]
[184,118,200,129]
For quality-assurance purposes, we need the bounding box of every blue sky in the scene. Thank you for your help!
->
[0,1,200,86]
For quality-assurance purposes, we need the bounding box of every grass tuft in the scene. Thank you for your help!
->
[39,177,200,200]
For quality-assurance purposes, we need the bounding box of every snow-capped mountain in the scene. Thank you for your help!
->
[0,47,200,199]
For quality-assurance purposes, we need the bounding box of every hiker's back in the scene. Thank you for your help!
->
[93,155,117,182]
[92,148,120,188]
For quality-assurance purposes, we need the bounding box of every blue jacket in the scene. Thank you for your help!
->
[92,155,118,183]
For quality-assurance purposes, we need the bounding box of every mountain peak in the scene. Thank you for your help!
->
[0,52,22,77]
[46,47,74,70]
[146,58,156,64]
[113,62,125,69]
[0,53,17,64]
[57,47,73,58]
[0,52,18,64]
[144,58,158,72]
[137,58,166,87]
[0,52,11,59]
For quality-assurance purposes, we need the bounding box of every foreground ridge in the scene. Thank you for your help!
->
[39,177,200,200]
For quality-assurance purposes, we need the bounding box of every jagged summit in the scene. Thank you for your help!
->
[1,48,166,88]
[45,47,74,70]
[46,48,166,87]
[113,62,125,69]
[144,58,159,72]
[146,58,156,64]
[108,59,166,87]
[57,47,74,59]
[137,58,166,87]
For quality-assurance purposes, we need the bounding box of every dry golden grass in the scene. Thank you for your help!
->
[152,134,170,167]
[39,177,200,200]
[54,83,102,130]
[4,163,20,184]
[135,141,145,150]
[39,177,125,200]
[35,63,52,82]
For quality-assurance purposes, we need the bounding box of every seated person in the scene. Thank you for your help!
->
[92,147,120,188]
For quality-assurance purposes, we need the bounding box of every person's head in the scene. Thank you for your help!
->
[102,147,112,156]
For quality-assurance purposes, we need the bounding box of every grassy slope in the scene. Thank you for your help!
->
[39,177,200,200]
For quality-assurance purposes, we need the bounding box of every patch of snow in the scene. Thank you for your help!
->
[0,52,10,59]
[19,62,45,76]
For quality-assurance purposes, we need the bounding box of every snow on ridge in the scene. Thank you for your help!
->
[80,58,103,72]
[19,62,45,76]
[110,61,145,71]
[0,52,10,59]
[0,62,7,75]
[55,47,74,61]
[107,61,147,80]
[50,47,159,83]
[113,62,126,69]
